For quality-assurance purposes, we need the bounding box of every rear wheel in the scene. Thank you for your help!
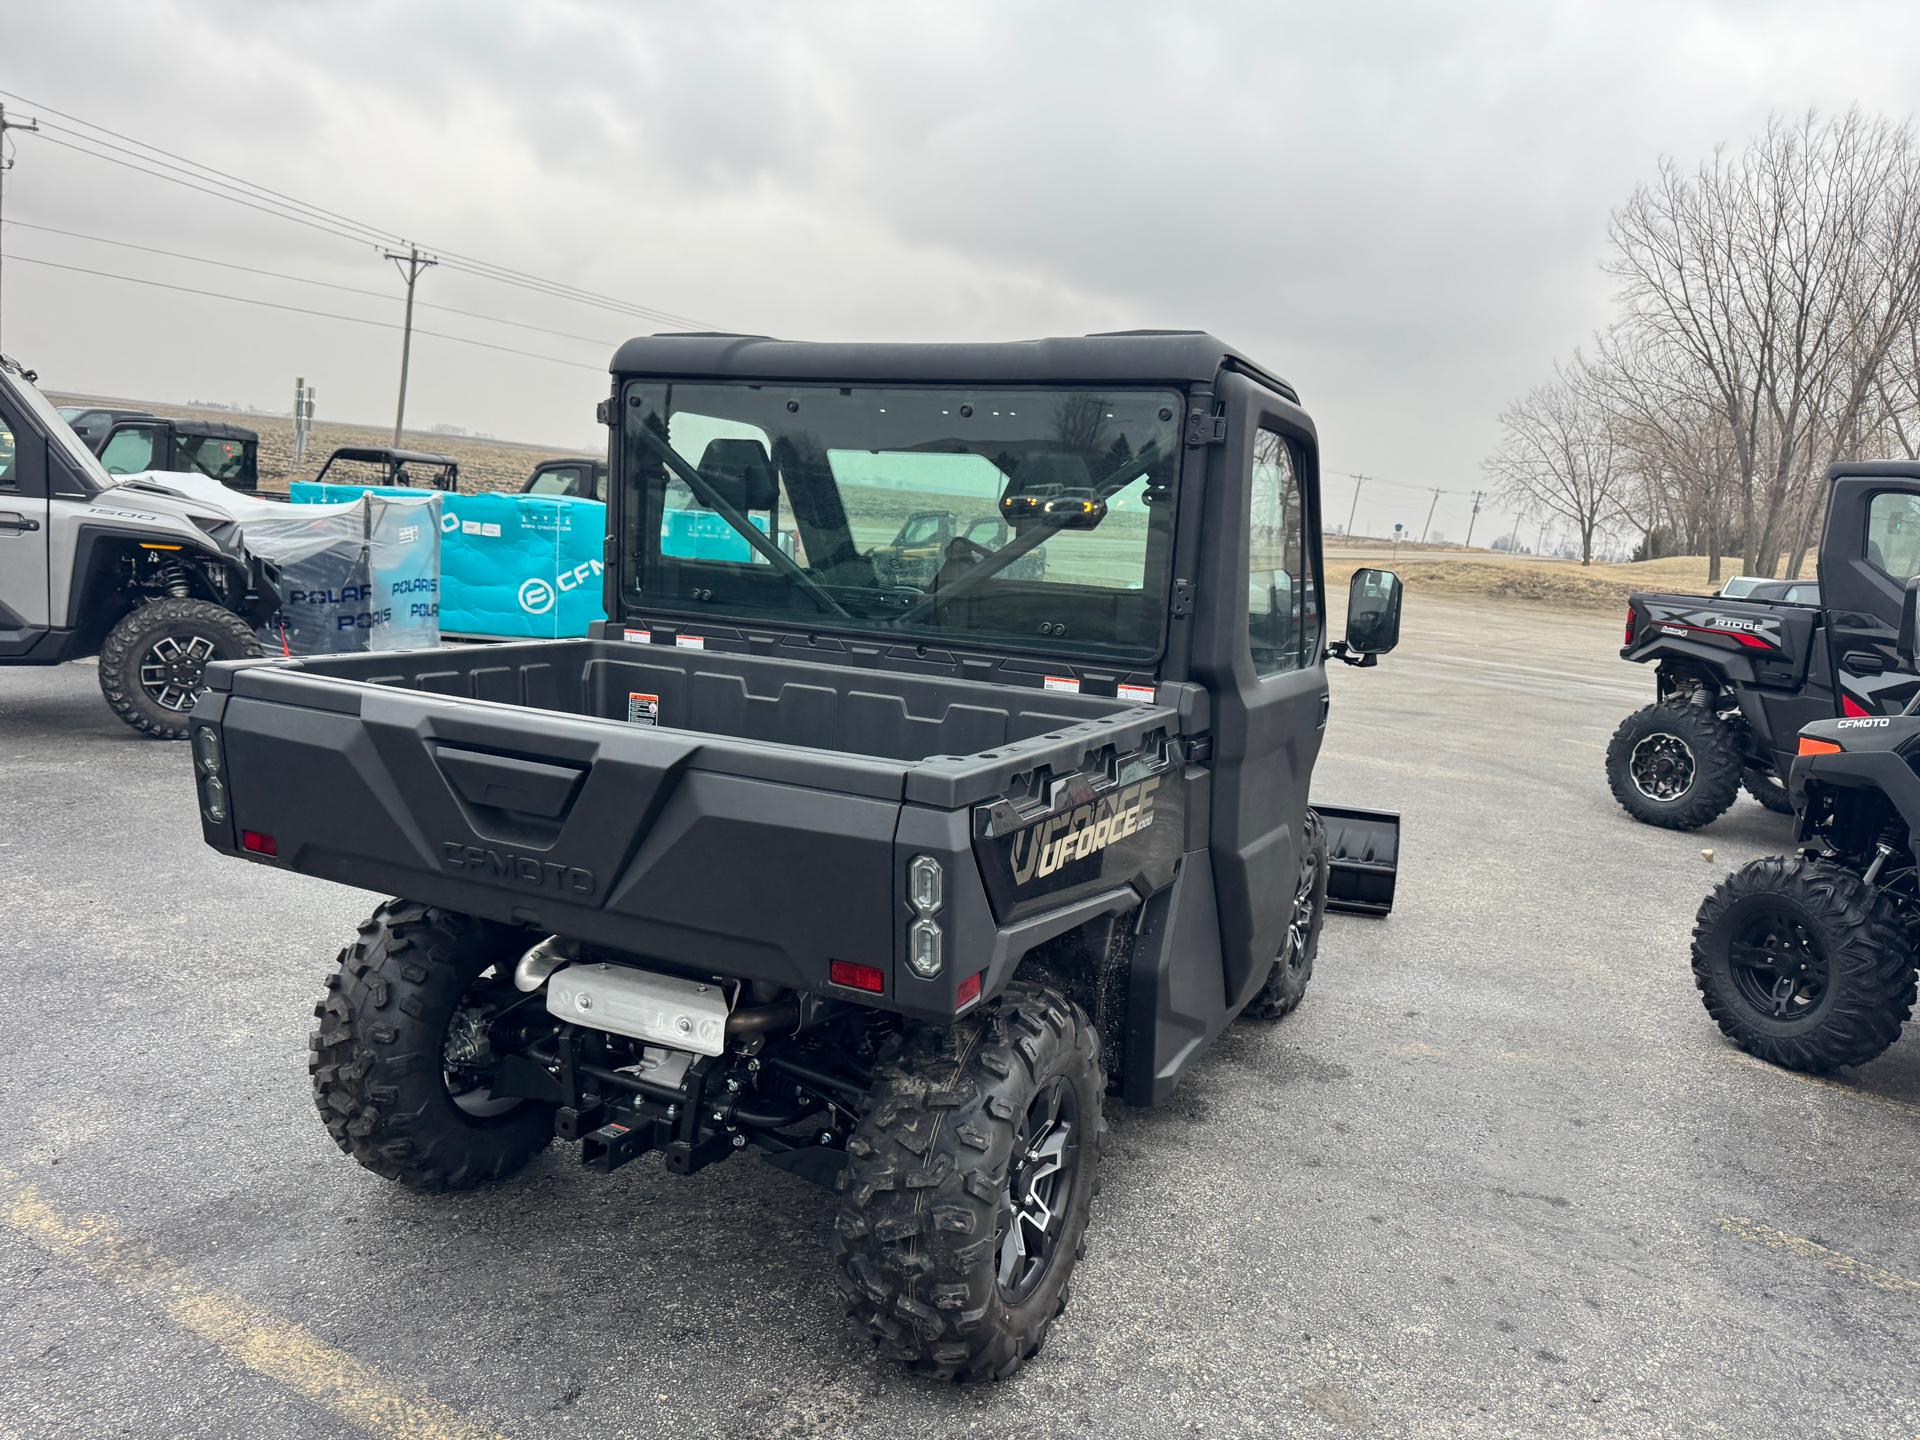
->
[311,901,555,1191]
[1692,857,1916,1072]
[1741,768,1796,815]
[1244,810,1328,1020]
[831,981,1103,1382]
[98,598,261,739]
[1605,702,1742,830]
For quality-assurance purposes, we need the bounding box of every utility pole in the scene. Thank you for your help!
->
[0,104,41,353]
[1344,474,1367,539]
[382,244,437,446]
[1420,487,1443,544]
[291,378,316,468]
[1463,489,1483,548]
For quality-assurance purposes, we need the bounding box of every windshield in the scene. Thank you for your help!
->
[620,383,1181,662]
[6,375,114,490]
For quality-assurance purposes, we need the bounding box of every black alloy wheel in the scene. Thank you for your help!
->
[1692,856,1917,1072]
[1244,809,1327,1020]
[1628,731,1694,802]
[996,1077,1081,1302]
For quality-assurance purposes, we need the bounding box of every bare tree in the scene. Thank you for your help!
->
[1604,109,1919,577]
[1483,361,1628,565]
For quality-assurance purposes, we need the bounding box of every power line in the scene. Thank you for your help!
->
[5,253,604,371]
[3,219,617,347]
[0,86,716,330]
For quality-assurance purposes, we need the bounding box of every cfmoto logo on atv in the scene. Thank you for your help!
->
[442,842,594,893]
[519,578,557,614]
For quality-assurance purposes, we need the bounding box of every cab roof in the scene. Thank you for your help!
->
[608,331,1299,403]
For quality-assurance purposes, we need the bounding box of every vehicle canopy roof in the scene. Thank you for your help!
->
[608,331,1299,401]
[171,418,258,442]
[324,446,460,466]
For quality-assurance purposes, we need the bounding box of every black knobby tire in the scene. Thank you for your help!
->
[1605,702,1742,830]
[1692,857,1917,1072]
[311,901,556,1191]
[1741,768,1796,815]
[1244,809,1329,1020]
[831,981,1104,1383]
[98,598,262,739]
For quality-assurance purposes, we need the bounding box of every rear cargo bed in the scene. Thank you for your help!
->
[196,640,1191,1015]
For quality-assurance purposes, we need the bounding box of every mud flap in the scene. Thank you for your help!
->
[1315,804,1399,917]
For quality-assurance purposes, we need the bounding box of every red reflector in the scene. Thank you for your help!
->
[241,831,278,856]
[1842,696,1871,717]
[1624,607,1635,645]
[830,960,884,993]
[956,971,983,1008]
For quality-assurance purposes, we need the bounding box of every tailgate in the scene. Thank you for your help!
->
[202,668,908,993]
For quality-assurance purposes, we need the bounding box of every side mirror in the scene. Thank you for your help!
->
[1343,568,1403,659]
[1898,576,1917,674]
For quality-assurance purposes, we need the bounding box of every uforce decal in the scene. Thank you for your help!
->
[443,842,594,894]
[1009,778,1160,884]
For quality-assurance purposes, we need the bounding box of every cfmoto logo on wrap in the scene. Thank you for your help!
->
[519,578,557,614]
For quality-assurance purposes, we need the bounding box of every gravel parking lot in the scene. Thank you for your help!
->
[1,595,1914,1439]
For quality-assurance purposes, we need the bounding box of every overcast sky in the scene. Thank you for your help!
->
[1,0,1915,542]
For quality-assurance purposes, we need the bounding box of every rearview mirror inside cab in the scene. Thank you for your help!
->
[1337,569,1403,666]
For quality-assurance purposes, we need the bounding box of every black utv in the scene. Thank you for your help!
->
[186,332,1403,1382]
[1607,461,1918,829]
[1691,578,1918,1071]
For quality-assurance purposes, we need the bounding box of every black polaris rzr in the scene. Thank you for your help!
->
[1691,578,1918,1071]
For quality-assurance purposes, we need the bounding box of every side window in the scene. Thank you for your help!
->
[1866,491,1919,583]
[1246,426,1318,676]
[99,426,158,475]
[527,467,579,495]
[0,417,16,491]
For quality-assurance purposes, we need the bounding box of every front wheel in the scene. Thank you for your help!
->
[1244,809,1328,1020]
[1605,702,1742,830]
[1691,857,1916,1072]
[98,598,262,739]
[831,981,1104,1383]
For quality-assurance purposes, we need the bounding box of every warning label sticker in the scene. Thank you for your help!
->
[1117,683,1157,704]
[675,635,705,650]
[1042,675,1081,694]
[623,629,652,644]
[627,692,660,726]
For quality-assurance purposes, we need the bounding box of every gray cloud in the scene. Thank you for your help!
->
[1,0,1913,539]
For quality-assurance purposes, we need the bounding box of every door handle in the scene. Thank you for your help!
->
[0,512,41,532]
[1843,650,1886,674]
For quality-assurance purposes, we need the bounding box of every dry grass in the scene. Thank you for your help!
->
[49,392,596,496]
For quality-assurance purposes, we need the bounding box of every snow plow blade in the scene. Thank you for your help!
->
[1315,804,1399,917]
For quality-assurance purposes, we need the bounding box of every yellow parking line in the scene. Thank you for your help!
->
[1714,1215,1918,1294]
[0,1168,491,1439]
[1727,1052,1920,1116]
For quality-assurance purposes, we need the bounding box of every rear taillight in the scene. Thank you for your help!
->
[830,960,884,993]
[1798,738,1842,756]
[242,831,279,856]
[1624,606,1637,645]
[956,971,983,1009]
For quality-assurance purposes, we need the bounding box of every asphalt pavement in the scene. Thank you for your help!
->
[0,595,1914,1438]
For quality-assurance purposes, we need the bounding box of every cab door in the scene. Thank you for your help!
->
[0,395,51,657]
[1192,371,1327,1011]
[1820,471,1919,714]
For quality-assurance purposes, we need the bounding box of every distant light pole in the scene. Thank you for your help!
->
[1463,489,1483,548]
[1419,487,1443,544]
[383,244,437,446]
[1345,474,1367,539]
